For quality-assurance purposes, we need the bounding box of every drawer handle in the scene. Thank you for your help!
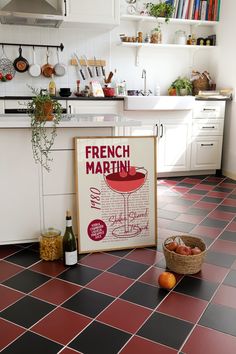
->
[203,108,216,111]
[202,126,215,129]
[160,124,163,138]
[155,124,158,137]
[201,143,214,147]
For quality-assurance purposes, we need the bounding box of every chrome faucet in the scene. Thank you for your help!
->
[140,69,152,96]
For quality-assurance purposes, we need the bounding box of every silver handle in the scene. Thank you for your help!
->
[202,126,215,129]
[160,124,163,138]
[64,0,67,16]
[203,108,216,111]
[69,105,72,114]
[201,143,214,147]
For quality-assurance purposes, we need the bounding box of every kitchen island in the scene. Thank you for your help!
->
[0,114,140,245]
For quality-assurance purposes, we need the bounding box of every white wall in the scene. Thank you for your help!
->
[216,0,236,179]
[0,0,217,96]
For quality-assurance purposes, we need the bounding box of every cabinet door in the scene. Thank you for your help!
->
[124,125,157,137]
[0,130,41,244]
[158,118,191,173]
[191,136,223,170]
[68,101,123,115]
[65,0,120,25]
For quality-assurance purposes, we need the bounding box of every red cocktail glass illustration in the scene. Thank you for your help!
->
[105,167,147,237]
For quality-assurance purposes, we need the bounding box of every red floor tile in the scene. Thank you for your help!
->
[86,271,134,297]
[157,292,207,323]
[158,179,179,186]
[0,285,25,311]
[182,194,203,201]
[171,186,190,194]
[30,260,67,277]
[60,348,81,354]
[212,284,236,309]
[176,214,205,224]
[125,248,159,265]
[139,266,182,287]
[207,191,229,198]
[78,253,119,270]
[0,318,25,350]
[193,201,217,210]
[210,239,236,256]
[194,184,214,191]
[31,278,81,305]
[192,263,229,283]
[31,307,91,345]
[120,335,177,354]
[182,325,236,354]
[0,260,23,282]
[164,204,189,213]
[222,199,236,206]
[184,178,203,185]
[0,245,21,259]
[208,209,235,221]
[97,298,152,333]
[158,218,172,229]
[191,225,222,238]
[219,182,236,189]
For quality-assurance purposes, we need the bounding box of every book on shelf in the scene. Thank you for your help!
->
[200,0,207,20]
[177,0,184,18]
[194,0,201,20]
[182,0,189,19]
[188,0,194,19]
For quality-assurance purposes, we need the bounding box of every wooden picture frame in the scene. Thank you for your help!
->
[75,136,157,253]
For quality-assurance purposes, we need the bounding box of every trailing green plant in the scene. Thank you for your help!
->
[27,87,63,172]
[169,77,193,95]
[145,1,175,23]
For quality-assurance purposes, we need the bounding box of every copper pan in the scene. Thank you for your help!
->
[41,50,54,78]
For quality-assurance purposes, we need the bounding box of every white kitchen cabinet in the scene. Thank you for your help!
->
[68,100,123,115]
[0,130,41,244]
[64,0,120,26]
[191,100,226,171]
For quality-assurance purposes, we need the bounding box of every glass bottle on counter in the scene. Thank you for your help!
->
[49,75,56,96]
[63,210,78,266]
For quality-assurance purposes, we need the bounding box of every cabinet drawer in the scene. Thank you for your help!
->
[68,101,123,115]
[193,101,225,118]
[191,136,223,170]
[192,119,224,136]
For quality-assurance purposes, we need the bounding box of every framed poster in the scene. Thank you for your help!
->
[75,136,157,253]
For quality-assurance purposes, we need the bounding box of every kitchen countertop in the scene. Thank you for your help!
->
[0,96,124,101]
[0,114,141,128]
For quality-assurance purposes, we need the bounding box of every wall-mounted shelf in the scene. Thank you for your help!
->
[119,42,217,66]
[121,14,219,27]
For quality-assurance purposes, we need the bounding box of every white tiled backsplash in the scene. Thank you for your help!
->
[0,25,110,96]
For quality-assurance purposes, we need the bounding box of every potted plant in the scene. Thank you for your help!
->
[27,87,63,172]
[168,77,193,96]
[145,1,175,23]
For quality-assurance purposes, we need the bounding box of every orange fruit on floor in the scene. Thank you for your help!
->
[158,271,176,290]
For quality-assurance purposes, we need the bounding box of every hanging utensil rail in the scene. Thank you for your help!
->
[0,43,64,51]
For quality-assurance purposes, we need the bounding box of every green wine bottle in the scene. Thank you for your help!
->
[63,210,78,266]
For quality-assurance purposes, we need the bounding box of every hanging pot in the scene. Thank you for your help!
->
[13,47,29,73]
[41,50,54,78]
[54,50,66,77]
[28,48,41,77]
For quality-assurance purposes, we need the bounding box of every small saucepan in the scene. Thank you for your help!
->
[41,50,54,78]
[13,46,29,73]
[54,49,66,77]
[28,47,41,78]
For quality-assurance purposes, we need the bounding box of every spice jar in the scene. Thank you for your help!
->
[40,228,62,261]
[151,27,162,44]
[174,30,187,45]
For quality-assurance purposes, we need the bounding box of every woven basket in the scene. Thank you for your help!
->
[192,74,210,96]
[163,235,206,275]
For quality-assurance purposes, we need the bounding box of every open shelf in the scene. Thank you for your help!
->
[120,14,219,26]
[119,42,217,49]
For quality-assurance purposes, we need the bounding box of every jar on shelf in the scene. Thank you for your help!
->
[150,26,162,44]
[40,228,62,261]
[174,30,187,45]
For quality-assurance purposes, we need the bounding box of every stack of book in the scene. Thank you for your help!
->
[168,0,221,21]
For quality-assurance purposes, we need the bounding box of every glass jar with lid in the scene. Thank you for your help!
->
[40,227,62,261]
[174,30,187,45]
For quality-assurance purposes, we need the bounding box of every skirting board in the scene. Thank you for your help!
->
[222,170,236,181]
[157,170,217,178]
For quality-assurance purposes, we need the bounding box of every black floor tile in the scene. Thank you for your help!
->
[223,270,236,287]
[228,194,236,200]
[62,288,114,318]
[213,186,233,193]
[224,178,236,184]
[166,220,195,233]
[2,269,50,293]
[158,209,179,220]
[217,205,236,213]
[58,264,102,285]
[199,303,236,337]
[108,259,149,279]
[176,182,195,188]
[5,249,40,267]
[120,281,166,309]
[105,249,132,257]
[200,180,220,185]
[201,196,224,204]
[205,251,236,268]
[219,231,236,242]
[172,198,195,206]
[0,296,55,328]
[188,189,208,195]
[69,320,131,354]
[174,276,218,301]
[190,235,214,248]
[200,218,228,229]
[137,312,193,350]
[1,331,62,354]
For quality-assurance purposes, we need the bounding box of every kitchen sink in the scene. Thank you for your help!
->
[124,96,195,110]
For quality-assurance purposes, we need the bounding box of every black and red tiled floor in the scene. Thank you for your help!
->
[1,175,236,353]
